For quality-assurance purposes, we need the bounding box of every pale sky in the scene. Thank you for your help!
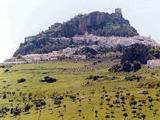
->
[0,0,160,62]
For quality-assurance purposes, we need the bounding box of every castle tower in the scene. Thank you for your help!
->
[115,8,122,14]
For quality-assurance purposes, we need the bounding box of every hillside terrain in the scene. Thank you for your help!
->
[2,9,160,120]
[1,60,160,120]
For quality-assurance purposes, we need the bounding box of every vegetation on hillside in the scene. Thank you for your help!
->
[0,60,160,119]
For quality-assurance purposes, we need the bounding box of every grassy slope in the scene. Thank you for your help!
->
[0,60,160,120]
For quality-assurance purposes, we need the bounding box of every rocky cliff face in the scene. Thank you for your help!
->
[42,11,138,38]
[14,10,139,57]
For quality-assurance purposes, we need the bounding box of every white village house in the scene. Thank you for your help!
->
[147,59,160,68]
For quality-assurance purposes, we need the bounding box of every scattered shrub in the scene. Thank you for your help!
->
[133,62,141,72]
[109,61,142,72]
[86,75,104,81]
[108,64,122,72]
[138,90,149,95]
[17,78,26,83]
[4,69,10,72]
[32,99,46,108]
[54,95,64,101]
[0,65,5,68]
[1,65,12,69]
[125,75,142,81]
[10,107,21,117]
[138,81,160,89]
[40,76,57,83]
[122,61,132,72]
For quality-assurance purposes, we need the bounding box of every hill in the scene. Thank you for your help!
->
[2,9,160,120]
[14,9,140,57]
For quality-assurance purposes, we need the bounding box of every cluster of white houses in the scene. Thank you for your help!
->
[4,48,87,65]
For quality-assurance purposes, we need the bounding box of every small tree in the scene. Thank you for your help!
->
[141,114,146,120]
[63,105,66,112]
[95,110,98,118]
[122,61,132,72]
[109,104,114,112]
[133,61,141,72]
[78,109,82,117]
[123,113,128,120]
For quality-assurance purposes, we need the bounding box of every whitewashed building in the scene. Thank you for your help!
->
[147,59,160,68]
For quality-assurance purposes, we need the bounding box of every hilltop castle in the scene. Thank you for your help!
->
[115,8,122,14]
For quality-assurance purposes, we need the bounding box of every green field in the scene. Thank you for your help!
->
[0,60,160,120]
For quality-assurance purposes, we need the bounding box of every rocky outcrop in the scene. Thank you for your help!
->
[14,9,139,56]
[43,11,138,38]
[121,43,150,64]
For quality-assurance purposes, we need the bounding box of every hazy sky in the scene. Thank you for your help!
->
[0,0,160,62]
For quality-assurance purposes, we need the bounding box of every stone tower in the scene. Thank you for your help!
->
[115,8,122,14]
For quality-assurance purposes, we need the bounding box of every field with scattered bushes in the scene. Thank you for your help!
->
[0,60,160,120]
